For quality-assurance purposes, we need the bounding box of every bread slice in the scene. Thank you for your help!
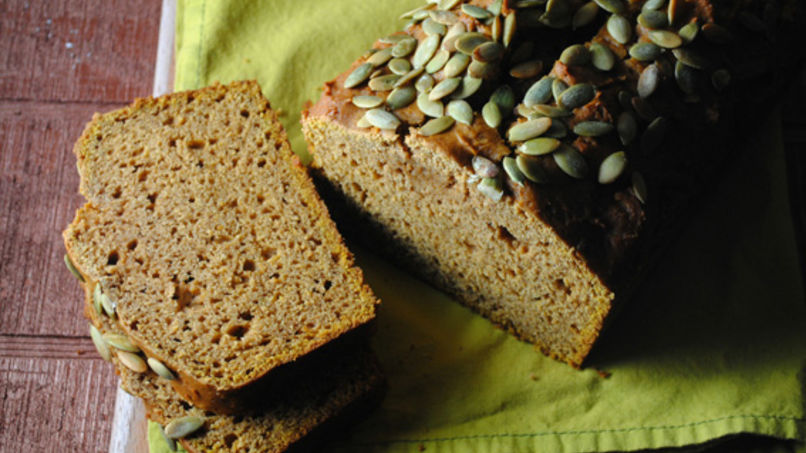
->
[83,286,383,453]
[64,81,380,412]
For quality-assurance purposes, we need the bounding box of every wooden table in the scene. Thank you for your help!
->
[1,1,805,452]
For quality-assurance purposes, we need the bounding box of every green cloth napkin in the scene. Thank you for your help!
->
[150,1,806,451]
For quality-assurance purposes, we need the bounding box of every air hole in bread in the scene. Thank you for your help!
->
[112,187,122,199]
[324,280,332,291]
[127,239,138,251]
[188,139,205,149]
[172,283,199,311]
[496,225,517,246]
[226,324,249,339]
[238,312,253,321]
[137,170,149,182]
[257,158,266,168]
[240,110,250,118]
[107,251,119,266]
[197,160,204,168]
[242,260,255,272]
[224,434,238,447]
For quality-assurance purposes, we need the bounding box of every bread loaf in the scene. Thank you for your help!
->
[302,0,804,366]
[64,81,380,412]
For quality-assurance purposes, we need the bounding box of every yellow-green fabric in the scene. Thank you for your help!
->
[150,1,806,451]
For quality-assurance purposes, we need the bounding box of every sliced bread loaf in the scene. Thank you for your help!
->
[64,81,380,413]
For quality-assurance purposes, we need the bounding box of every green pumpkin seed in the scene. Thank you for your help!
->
[560,44,591,66]
[386,87,416,109]
[546,0,571,15]
[157,424,177,452]
[100,291,116,318]
[344,63,373,88]
[617,111,638,145]
[444,53,471,78]
[674,60,697,94]
[164,416,205,440]
[369,74,401,91]
[520,137,561,156]
[367,48,393,67]
[643,0,665,11]
[618,90,633,110]
[352,95,383,109]
[455,33,490,55]
[503,156,526,185]
[423,18,447,36]
[512,0,546,7]
[629,42,661,61]
[103,333,140,353]
[429,77,462,100]
[553,145,589,179]
[450,76,483,99]
[430,9,460,25]
[379,33,412,44]
[638,64,660,98]
[415,74,435,92]
[365,109,401,130]
[702,23,733,44]
[89,324,111,362]
[92,283,103,316]
[552,79,569,103]
[447,100,474,125]
[598,151,627,184]
[641,116,669,152]
[672,48,708,69]
[417,92,444,117]
[632,172,648,203]
[607,14,632,44]
[648,30,682,48]
[477,177,504,201]
[573,121,614,137]
[573,2,599,30]
[491,15,502,42]
[503,13,517,47]
[394,67,425,88]
[678,21,699,43]
[64,254,84,282]
[420,116,455,136]
[491,85,515,113]
[441,22,467,52]
[147,357,176,380]
[488,0,503,16]
[524,77,554,107]
[468,60,496,79]
[667,0,680,26]
[544,120,568,138]
[711,69,731,92]
[534,104,572,118]
[510,60,543,79]
[516,155,548,183]
[594,0,625,14]
[392,38,417,57]
[369,68,384,79]
[474,41,505,62]
[507,118,553,142]
[356,114,371,128]
[389,58,412,75]
[413,35,441,68]
[559,83,596,109]
[638,10,668,29]
[462,4,492,19]
[439,0,462,10]
[118,350,148,373]
[472,155,500,178]
[631,96,658,121]
[482,101,502,128]
[425,49,450,73]
[590,43,615,71]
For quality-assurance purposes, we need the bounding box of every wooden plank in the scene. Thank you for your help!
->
[0,355,118,451]
[0,101,124,337]
[0,0,161,103]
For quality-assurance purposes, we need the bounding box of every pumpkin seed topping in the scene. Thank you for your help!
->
[367,48,393,66]
[103,333,140,353]
[412,34,441,68]
[674,60,697,94]
[491,15,502,42]
[417,91,444,118]
[560,44,591,66]
[632,172,648,203]
[503,156,526,185]
[573,121,614,137]
[629,42,661,61]
[425,49,450,73]
[462,4,493,20]
[516,155,548,183]
[607,14,632,44]
[482,101,502,128]
[648,30,682,48]
[524,77,554,107]
[472,155,500,178]
[429,9,460,25]
[598,151,627,184]
[491,85,515,113]
[395,67,425,88]
[559,83,596,109]
[344,63,373,88]
[356,113,371,128]
[642,0,665,11]
[573,2,599,30]
[365,109,401,130]
[447,100,474,125]
[672,48,708,69]
[439,0,462,10]
[544,120,568,138]
[147,357,177,380]
[420,116,455,136]
[389,58,412,75]
[678,21,699,43]
[503,13,517,47]
[508,117,552,142]
[369,74,401,91]
[451,76,483,99]
[552,79,569,103]
[468,60,497,79]
[392,37,417,57]
[386,87,417,110]
[100,291,116,319]
[590,43,615,71]
[533,104,572,118]
[510,60,544,79]
[164,416,205,440]
[478,177,504,201]
[352,95,384,109]
[89,325,111,362]
[455,33,490,55]
[594,0,625,15]
[92,283,103,316]
[638,10,668,29]
[415,74,435,92]
[520,137,561,156]
[118,350,148,373]
[617,111,638,145]
[444,53,471,78]
[64,254,84,282]
[474,41,505,63]
[553,145,589,179]
[429,77,462,100]
[638,64,660,98]
[442,22,467,52]
[422,18,447,36]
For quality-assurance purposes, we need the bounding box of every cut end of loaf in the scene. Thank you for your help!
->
[64,81,379,397]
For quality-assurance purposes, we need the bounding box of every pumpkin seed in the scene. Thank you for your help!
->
[594,0,625,14]
[92,283,103,316]
[638,64,660,98]
[512,0,546,7]
[89,325,111,362]
[511,42,534,66]
[573,121,614,137]
[488,0,503,16]
[491,15,502,42]
[648,30,682,48]
[450,76,483,99]
[164,416,205,440]
[352,95,383,109]
[510,60,543,79]
[507,118,552,142]
[417,92,444,117]
[544,120,568,138]
[672,48,708,70]
[415,74,435,92]
[503,156,526,185]
[491,85,515,113]
[546,0,571,16]
[368,48,393,67]
[356,114,371,128]
[552,79,569,103]
[413,35,441,68]
[455,33,490,55]
[103,333,140,353]
[678,21,699,43]
[447,100,474,125]
[607,14,631,44]
[617,111,638,145]
[369,68,384,79]
[573,2,599,30]
[429,77,461,100]
[64,254,84,282]
[365,109,401,130]
[503,12,517,47]
[524,77,554,107]
[632,172,648,203]
[394,38,418,58]
[667,0,680,26]
[641,116,669,152]
[618,90,633,110]
[462,4,492,19]
[674,60,697,94]
[425,49,450,73]
[380,33,412,44]
[520,137,561,155]
[631,96,658,121]
[423,18,447,36]
[389,58,412,75]
[399,4,430,20]
[344,63,373,88]
[157,425,177,452]
[482,101,502,128]
[444,53,471,78]
[430,9,460,25]
[474,41,505,62]
[386,87,416,109]
[711,69,731,92]
[477,177,504,201]
[100,291,116,318]
[420,116,455,136]
[369,74,401,91]
[468,59,496,79]
[702,23,733,44]
[441,22,467,52]
[534,104,572,118]
[472,155,500,178]
[147,357,176,380]
[439,0,462,10]
[394,67,425,88]
[560,44,591,66]
[598,151,627,184]
[516,155,548,183]
[638,10,668,29]
[559,83,596,109]
[629,42,661,61]
[590,43,615,71]
[643,0,665,11]
[118,350,147,373]
[553,145,589,179]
